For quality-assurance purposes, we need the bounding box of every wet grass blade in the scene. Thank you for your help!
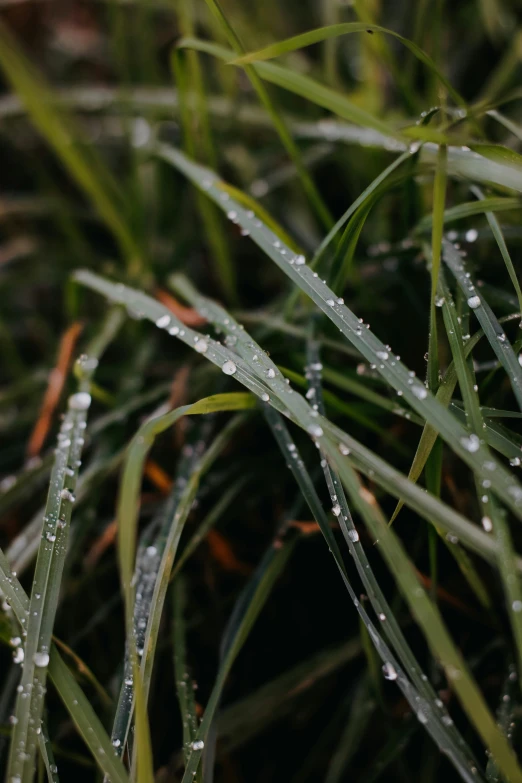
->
[0,552,130,783]
[151,146,522,521]
[172,578,199,763]
[442,239,522,412]
[7,381,92,782]
[471,185,522,318]
[439,272,522,675]
[390,312,522,524]
[115,395,252,777]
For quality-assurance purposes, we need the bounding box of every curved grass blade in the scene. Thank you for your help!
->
[417,197,521,232]
[312,149,412,269]
[231,22,467,109]
[179,39,431,142]
[117,394,253,598]
[152,145,522,521]
[132,415,246,769]
[114,396,250,776]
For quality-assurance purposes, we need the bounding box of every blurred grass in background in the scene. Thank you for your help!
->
[2,1,522,781]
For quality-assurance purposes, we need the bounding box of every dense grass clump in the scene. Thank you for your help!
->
[2,1,522,781]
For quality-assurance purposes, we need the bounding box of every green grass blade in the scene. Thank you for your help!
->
[0,20,140,272]
[179,38,424,141]
[7,381,92,782]
[172,578,199,762]
[180,536,296,783]
[200,1,333,230]
[313,149,412,268]
[231,22,467,109]
[439,272,522,673]
[417,197,521,232]
[443,239,522,412]
[471,185,522,318]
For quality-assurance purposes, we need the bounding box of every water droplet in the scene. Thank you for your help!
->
[326,298,335,307]
[376,350,389,361]
[112,738,121,748]
[222,360,237,376]
[261,393,270,402]
[308,424,323,438]
[412,385,428,400]
[33,651,50,668]
[467,295,481,309]
[382,662,397,680]
[348,529,359,543]
[60,489,75,503]
[294,255,306,265]
[191,740,205,751]
[332,504,341,517]
[513,600,522,612]
[155,314,170,329]
[266,368,276,379]
[460,434,480,453]
[465,228,478,243]
[194,339,208,354]
[69,392,91,411]
[481,516,492,532]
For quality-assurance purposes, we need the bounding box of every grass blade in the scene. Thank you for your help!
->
[0,21,140,272]
[442,238,522,412]
[7,380,92,782]
[231,22,467,109]
[201,0,333,229]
